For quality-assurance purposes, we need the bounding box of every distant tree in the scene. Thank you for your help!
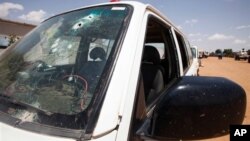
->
[8,34,19,46]
[210,52,216,56]
[215,49,222,55]
[223,49,233,57]
[247,49,250,55]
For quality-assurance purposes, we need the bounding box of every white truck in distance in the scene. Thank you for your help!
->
[235,49,248,61]
[0,1,246,141]
[198,50,209,59]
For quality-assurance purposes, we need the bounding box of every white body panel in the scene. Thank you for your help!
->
[186,62,198,76]
[93,2,147,138]
[0,122,118,141]
[0,123,74,141]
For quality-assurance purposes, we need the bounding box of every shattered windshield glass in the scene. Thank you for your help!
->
[0,5,130,131]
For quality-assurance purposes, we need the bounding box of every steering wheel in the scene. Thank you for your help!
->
[62,75,88,110]
[12,60,50,90]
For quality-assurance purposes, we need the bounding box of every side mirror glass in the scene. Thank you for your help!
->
[151,76,246,140]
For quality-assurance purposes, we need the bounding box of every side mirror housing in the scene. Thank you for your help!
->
[153,76,246,140]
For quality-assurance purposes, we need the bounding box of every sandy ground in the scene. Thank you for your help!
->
[199,57,250,141]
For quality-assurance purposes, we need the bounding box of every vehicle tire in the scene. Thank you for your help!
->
[235,56,239,61]
[248,57,250,63]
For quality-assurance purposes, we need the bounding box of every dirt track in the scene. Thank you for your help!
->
[199,57,249,141]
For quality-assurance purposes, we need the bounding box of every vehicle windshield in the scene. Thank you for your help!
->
[0,5,130,132]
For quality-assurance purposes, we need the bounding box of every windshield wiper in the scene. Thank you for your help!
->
[0,94,53,116]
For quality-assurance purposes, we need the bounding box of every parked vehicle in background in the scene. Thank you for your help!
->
[0,35,20,49]
[218,53,223,60]
[0,1,246,141]
[235,49,248,61]
[198,50,209,58]
[248,50,250,63]
[198,50,203,58]
[204,51,209,58]
[0,35,9,48]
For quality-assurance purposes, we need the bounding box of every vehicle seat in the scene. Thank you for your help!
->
[89,47,106,61]
[141,45,164,104]
[79,47,107,92]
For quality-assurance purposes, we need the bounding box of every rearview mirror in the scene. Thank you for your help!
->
[0,44,8,49]
[152,76,246,140]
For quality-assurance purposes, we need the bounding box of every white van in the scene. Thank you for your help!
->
[0,1,246,141]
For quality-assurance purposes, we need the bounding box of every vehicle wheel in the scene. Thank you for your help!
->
[248,57,250,63]
[235,56,239,61]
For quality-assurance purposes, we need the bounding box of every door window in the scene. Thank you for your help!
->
[130,16,179,140]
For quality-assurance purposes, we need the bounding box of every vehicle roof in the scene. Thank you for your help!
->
[43,1,184,36]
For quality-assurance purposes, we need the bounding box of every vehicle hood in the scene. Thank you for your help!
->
[0,122,75,141]
[0,122,118,141]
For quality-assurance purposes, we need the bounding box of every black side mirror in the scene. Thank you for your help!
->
[152,76,246,140]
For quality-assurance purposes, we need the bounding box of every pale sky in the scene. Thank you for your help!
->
[0,0,249,52]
